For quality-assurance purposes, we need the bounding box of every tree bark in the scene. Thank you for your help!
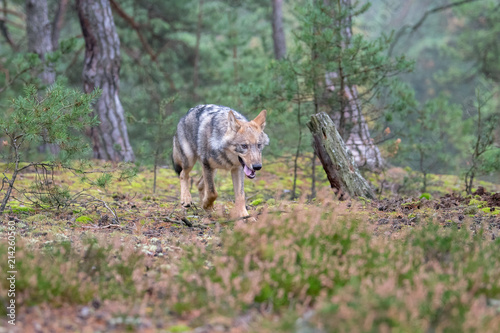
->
[307,112,375,199]
[26,0,60,155]
[325,0,383,171]
[76,0,135,162]
[26,0,55,86]
[192,0,204,101]
[271,0,286,60]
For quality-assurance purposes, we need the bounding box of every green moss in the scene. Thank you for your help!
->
[401,201,421,207]
[76,216,93,224]
[469,199,487,208]
[10,205,35,213]
[167,324,192,332]
[358,196,372,204]
[251,198,264,206]
[481,207,499,215]
[419,193,432,200]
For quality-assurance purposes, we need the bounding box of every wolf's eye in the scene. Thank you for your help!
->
[241,144,248,149]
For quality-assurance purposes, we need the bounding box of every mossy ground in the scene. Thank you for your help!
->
[1,156,499,332]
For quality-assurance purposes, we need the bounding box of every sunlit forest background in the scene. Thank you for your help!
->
[1,0,498,190]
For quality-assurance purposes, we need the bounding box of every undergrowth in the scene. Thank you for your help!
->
[0,161,499,331]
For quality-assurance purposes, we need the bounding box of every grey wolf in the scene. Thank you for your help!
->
[172,104,269,218]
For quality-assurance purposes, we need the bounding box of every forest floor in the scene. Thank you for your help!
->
[1,157,500,332]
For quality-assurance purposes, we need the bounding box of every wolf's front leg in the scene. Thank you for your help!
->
[231,168,249,218]
[201,163,218,210]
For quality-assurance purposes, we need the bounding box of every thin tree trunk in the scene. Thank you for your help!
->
[0,143,20,215]
[26,0,55,86]
[291,100,303,200]
[271,0,286,60]
[327,0,383,170]
[310,152,316,199]
[77,0,135,162]
[26,0,60,155]
[192,0,204,101]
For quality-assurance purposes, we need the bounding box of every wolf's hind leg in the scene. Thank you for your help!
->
[173,134,195,207]
[180,167,193,207]
[201,163,217,210]
[197,175,205,203]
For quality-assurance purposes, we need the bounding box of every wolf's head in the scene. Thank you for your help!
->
[227,110,269,179]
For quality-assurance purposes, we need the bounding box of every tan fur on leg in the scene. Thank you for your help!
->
[231,168,249,218]
[180,169,192,207]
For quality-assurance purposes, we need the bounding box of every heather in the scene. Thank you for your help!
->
[1,164,499,331]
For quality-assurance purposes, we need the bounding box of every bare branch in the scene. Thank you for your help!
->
[109,0,157,61]
[51,0,68,50]
[389,0,480,56]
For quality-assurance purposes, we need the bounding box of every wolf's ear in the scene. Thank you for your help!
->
[228,110,241,132]
[253,110,267,130]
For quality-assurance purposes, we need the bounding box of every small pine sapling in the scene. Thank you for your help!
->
[0,83,99,214]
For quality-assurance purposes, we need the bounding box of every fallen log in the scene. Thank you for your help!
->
[307,112,375,200]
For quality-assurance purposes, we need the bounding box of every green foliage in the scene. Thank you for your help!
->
[242,0,413,160]
[0,82,100,213]
[462,86,500,193]
[394,94,466,191]
[1,82,99,161]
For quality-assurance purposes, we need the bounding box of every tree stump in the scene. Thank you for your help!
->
[307,112,375,200]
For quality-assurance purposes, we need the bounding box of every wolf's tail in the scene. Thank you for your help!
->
[171,153,182,176]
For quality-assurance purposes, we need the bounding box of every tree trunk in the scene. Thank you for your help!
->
[76,0,135,162]
[271,0,286,60]
[307,112,375,199]
[26,0,55,86]
[192,0,204,101]
[326,0,383,171]
[26,0,60,155]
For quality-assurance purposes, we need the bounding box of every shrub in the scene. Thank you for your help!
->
[170,203,500,331]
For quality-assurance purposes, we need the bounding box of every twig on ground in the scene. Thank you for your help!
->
[81,224,124,230]
[163,216,193,227]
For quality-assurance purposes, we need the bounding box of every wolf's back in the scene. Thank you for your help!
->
[172,105,247,174]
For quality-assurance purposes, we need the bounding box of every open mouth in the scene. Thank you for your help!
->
[238,156,256,179]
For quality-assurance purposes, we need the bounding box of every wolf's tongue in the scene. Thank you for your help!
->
[243,165,255,178]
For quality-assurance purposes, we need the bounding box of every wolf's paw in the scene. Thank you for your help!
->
[232,208,255,221]
[181,193,193,208]
[202,202,215,211]
[181,201,193,208]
